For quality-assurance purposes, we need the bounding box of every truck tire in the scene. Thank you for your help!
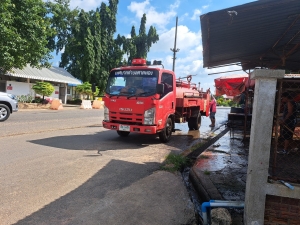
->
[188,113,201,130]
[0,104,10,122]
[117,131,130,137]
[159,117,173,143]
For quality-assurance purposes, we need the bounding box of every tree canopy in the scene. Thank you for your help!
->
[32,81,55,100]
[123,14,159,63]
[0,0,55,73]
[1,1,159,94]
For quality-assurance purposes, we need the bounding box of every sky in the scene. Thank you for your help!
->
[49,0,257,92]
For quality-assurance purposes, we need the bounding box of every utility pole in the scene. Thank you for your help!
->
[170,16,179,72]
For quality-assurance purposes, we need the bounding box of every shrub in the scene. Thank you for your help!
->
[67,99,82,105]
[32,96,42,103]
[16,95,34,103]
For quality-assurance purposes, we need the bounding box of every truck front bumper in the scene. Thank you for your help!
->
[102,121,158,134]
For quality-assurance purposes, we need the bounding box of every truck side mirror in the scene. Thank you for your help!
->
[156,83,164,94]
[92,83,96,92]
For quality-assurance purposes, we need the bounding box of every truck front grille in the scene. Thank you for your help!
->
[110,111,143,125]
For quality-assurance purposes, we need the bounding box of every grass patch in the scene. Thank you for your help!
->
[204,170,211,175]
[161,153,190,172]
[190,141,205,152]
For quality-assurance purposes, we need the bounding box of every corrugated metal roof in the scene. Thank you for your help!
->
[200,0,300,71]
[7,65,82,85]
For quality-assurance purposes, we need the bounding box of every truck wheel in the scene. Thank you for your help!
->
[188,113,201,130]
[0,104,10,122]
[117,131,130,137]
[159,118,172,143]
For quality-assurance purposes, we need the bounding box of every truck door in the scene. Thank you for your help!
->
[158,73,175,126]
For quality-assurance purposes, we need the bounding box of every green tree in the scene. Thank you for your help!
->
[75,82,92,100]
[123,14,159,62]
[98,0,121,92]
[55,1,159,96]
[0,0,55,73]
[90,10,102,91]
[59,1,120,94]
[45,0,79,55]
[216,96,224,106]
[32,82,55,101]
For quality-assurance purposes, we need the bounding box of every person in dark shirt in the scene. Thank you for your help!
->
[277,92,297,155]
[120,79,143,95]
[209,96,217,127]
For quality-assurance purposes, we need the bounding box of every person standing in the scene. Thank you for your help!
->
[209,96,217,127]
[277,92,297,155]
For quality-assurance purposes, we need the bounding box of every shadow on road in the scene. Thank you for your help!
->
[14,159,160,225]
[28,128,203,154]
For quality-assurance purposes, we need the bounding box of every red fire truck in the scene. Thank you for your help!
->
[102,58,211,142]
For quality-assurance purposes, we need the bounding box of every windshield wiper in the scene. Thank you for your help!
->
[110,92,131,98]
[109,94,120,98]
[127,92,152,99]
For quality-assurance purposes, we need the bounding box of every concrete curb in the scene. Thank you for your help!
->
[189,167,223,202]
[187,125,229,159]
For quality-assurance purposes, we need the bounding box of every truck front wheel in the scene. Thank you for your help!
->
[188,113,201,130]
[159,118,173,143]
[117,131,130,137]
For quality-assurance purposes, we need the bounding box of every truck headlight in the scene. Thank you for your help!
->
[104,105,109,121]
[144,107,155,125]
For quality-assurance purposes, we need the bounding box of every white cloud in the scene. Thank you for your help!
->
[127,0,180,30]
[151,25,201,53]
[191,9,201,20]
[179,13,189,22]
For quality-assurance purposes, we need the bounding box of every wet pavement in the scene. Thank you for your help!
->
[190,123,248,224]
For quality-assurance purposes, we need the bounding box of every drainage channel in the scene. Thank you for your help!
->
[181,167,203,224]
[181,125,230,224]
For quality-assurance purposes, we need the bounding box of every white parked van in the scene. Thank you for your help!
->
[0,92,18,122]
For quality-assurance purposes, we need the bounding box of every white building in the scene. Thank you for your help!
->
[0,65,82,104]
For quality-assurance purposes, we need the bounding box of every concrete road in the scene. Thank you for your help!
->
[0,109,197,225]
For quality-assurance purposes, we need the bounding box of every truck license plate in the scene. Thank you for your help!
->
[119,125,130,131]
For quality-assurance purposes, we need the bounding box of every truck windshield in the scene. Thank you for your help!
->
[105,70,158,97]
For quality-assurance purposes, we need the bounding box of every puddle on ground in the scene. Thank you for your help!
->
[195,152,228,172]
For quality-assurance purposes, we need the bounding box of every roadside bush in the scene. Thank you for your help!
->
[32,96,42,103]
[216,96,237,107]
[67,99,82,105]
[16,95,34,103]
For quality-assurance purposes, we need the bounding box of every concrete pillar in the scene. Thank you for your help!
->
[63,83,67,104]
[244,69,284,225]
